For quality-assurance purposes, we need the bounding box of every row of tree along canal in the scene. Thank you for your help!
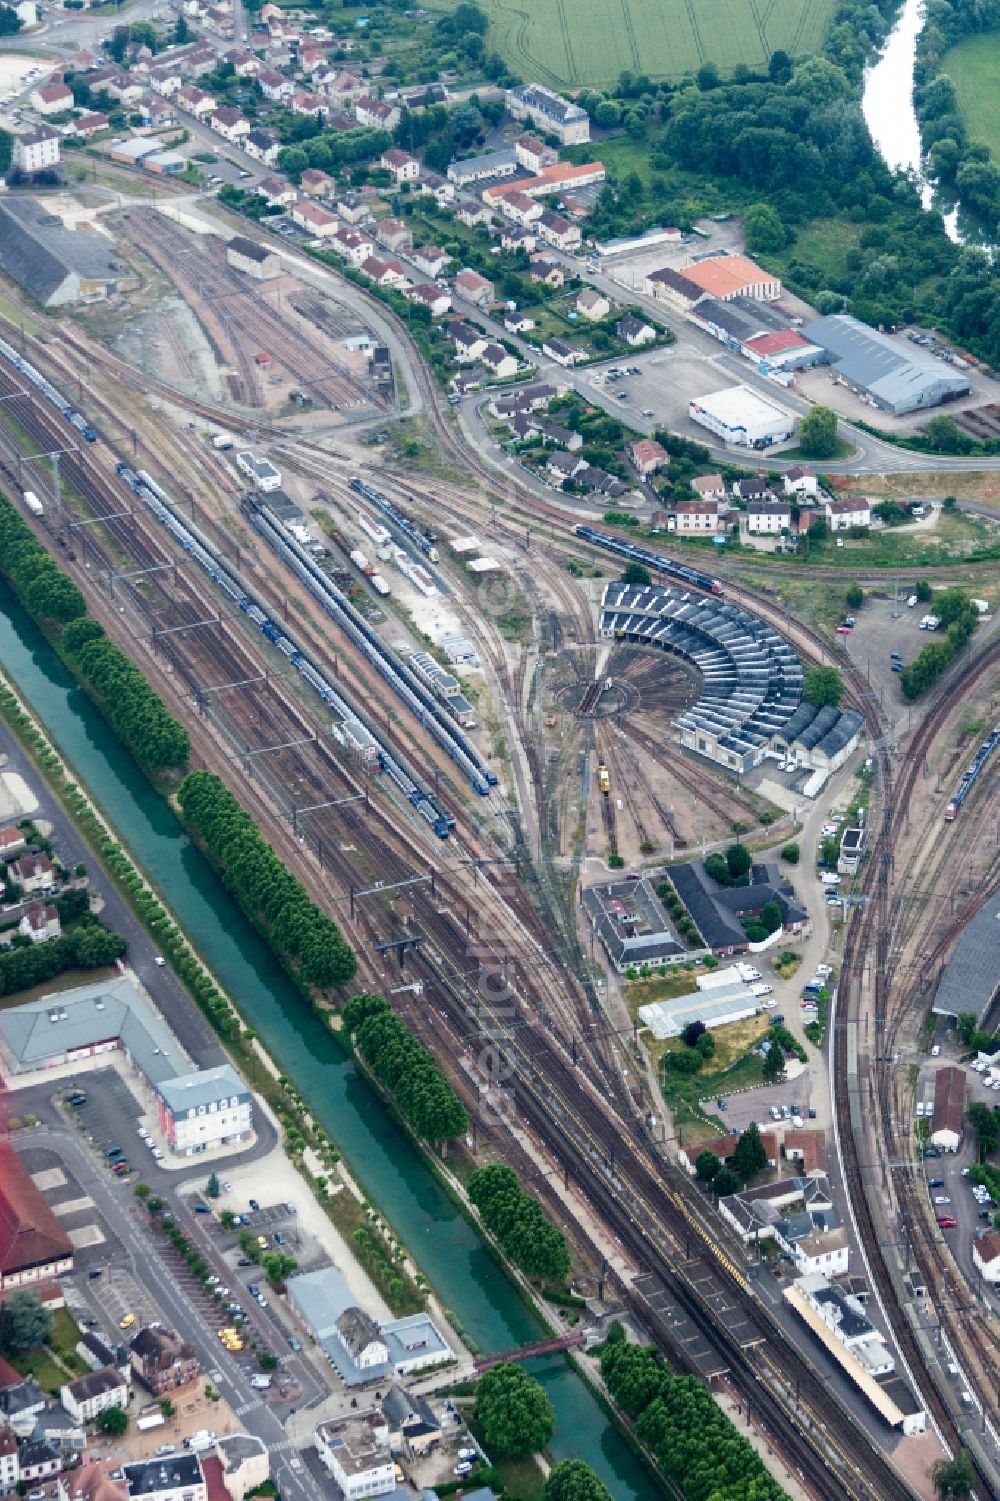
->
[0,578,650,1499]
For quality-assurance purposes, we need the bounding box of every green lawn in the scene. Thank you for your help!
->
[435,0,834,88]
[767,216,864,289]
[942,29,1000,160]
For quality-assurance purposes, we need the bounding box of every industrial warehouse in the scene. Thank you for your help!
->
[599,580,862,782]
[802,314,971,415]
[688,385,796,448]
[0,197,132,307]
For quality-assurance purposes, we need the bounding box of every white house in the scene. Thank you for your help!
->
[30,81,73,115]
[825,497,871,531]
[290,201,338,237]
[315,1413,394,1501]
[12,127,60,174]
[380,147,419,183]
[123,1454,206,1501]
[60,1368,129,1425]
[18,902,60,944]
[745,501,792,535]
[783,465,817,497]
[481,344,518,381]
[972,1230,1000,1283]
[155,1064,252,1157]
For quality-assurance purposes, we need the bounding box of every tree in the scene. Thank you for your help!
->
[694,1150,721,1182]
[967,1101,1000,1159]
[781,843,800,865]
[262,1250,298,1286]
[95,1406,128,1436]
[744,203,786,254]
[803,665,844,708]
[798,405,840,458]
[916,578,933,602]
[725,843,752,882]
[621,562,650,586]
[704,852,731,886]
[956,1011,978,1047]
[133,1182,150,1201]
[173,12,189,44]
[476,1364,555,1458]
[206,1172,220,1200]
[695,1030,716,1060]
[932,1454,974,1499]
[762,1045,786,1085]
[0,1291,52,1353]
[159,1398,175,1420]
[259,1352,279,1371]
[845,582,864,609]
[682,1019,706,1047]
[712,1165,741,1196]
[732,1122,768,1182]
[545,1460,613,1501]
[760,899,783,935]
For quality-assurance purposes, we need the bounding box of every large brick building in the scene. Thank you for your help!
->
[0,1143,73,1291]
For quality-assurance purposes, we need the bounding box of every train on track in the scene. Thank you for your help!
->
[349,475,440,564]
[112,462,455,839]
[243,495,497,799]
[0,335,97,442]
[944,721,1000,820]
[598,760,610,796]
[573,525,723,596]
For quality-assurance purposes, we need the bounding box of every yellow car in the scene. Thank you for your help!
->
[218,1327,237,1341]
[256,1235,267,1250]
[119,1313,135,1330]
[227,1337,244,1351]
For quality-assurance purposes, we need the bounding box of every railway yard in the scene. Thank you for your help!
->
[2,191,1000,1501]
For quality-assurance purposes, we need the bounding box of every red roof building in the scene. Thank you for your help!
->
[0,1143,73,1291]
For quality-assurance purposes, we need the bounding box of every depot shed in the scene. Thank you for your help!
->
[226,235,280,280]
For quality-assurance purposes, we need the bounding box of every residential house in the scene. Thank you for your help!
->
[546,451,587,484]
[210,107,250,143]
[504,311,535,334]
[298,42,329,74]
[576,465,630,499]
[8,853,55,894]
[0,1375,48,1437]
[123,1455,206,1501]
[290,92,328,119]
[30,82,73,115]
[72,113,110,138]
[484,160,605,205]
[354,96,399,130]
[536,210,580,251]
[11,128,60,175]
[17,1438,60,1484]
[825,497,871,532]
[257,177,297,208]
[411,246,450,278]
[733,476,771,502]
[376,217,411,252]
[454,268,493,307]
[494,189,542,227]
[35,1404,85,1457]
[0,827,26,859]
[224,49,261,77]
[500,224,536,253]
[145,98,177,130]
[380,148,419,183]
[514,133,557,173]
[664,500,722,536]
[445,147,516,186]
[290,201,338,237]
[487,383,554,419]
[257,70,293,103]
[542,336,583,367]
[454,199,491,228]
[18,903,60,944]
[448,321,489,363]
[60,1367,128,1426]
[243,129,279,166]
[972,1231,1000,1283]
[327,70,364,107]
[783,465,818,497]
[299,167,335,198]
[692,473,726,501]
[575,288,609,322]
[381,1386,440,1458]
[481,343,518,380]
[155,1064,252,1157]
[0,1428,16,1492]
[360,256,406,289]
[213,1435,269,1501]
[130,1326,198,1395]
[420,170,455,204]
[176,85,216,117]
[529,254,564,287]
[643,266,705,313]
[327,112,362,136]
[314,1412,394,1501]
[628,438,669,477]
[406,283,451,317]
[330,227,375,266]
[617,313,656,347]
[335,191,370,224]
[745,501,792,535]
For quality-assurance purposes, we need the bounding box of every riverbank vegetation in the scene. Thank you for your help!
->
[0,497,189,776]
[900,587,980,699]
[468,1164,571,1283]
[599,1326,788,1501]
[342,992,468,1142]
[177,770,356,993]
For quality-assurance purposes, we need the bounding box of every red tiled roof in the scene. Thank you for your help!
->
[744,330,810,357]
[0,1143,73,1278]
[202,1456,229,1501]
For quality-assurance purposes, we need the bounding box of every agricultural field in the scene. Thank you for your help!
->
[456,0,834,89]
[941,29,1000,160]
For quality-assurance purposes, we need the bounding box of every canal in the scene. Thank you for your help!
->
[0,581,649,1498]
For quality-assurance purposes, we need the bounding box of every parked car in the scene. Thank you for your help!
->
[937,1216,957,1229]
[194,1203,212,1214]
[933,1196,951,1205]
[928,1178,944,1188]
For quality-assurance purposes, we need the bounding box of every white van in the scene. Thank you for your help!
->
[821,873,841,886]
[907,595,918,607]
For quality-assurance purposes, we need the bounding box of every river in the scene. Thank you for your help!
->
[861,0,994,248]
[0,580,649,1499]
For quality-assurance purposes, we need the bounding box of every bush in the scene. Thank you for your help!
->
[780,843,800,864]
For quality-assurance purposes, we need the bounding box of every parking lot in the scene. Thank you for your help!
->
[702,1068,815,1133]
[831,592,940,713]
[582,344,727,437]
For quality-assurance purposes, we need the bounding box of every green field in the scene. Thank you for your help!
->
[462,0,834,89]
[942,29,1000,160]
